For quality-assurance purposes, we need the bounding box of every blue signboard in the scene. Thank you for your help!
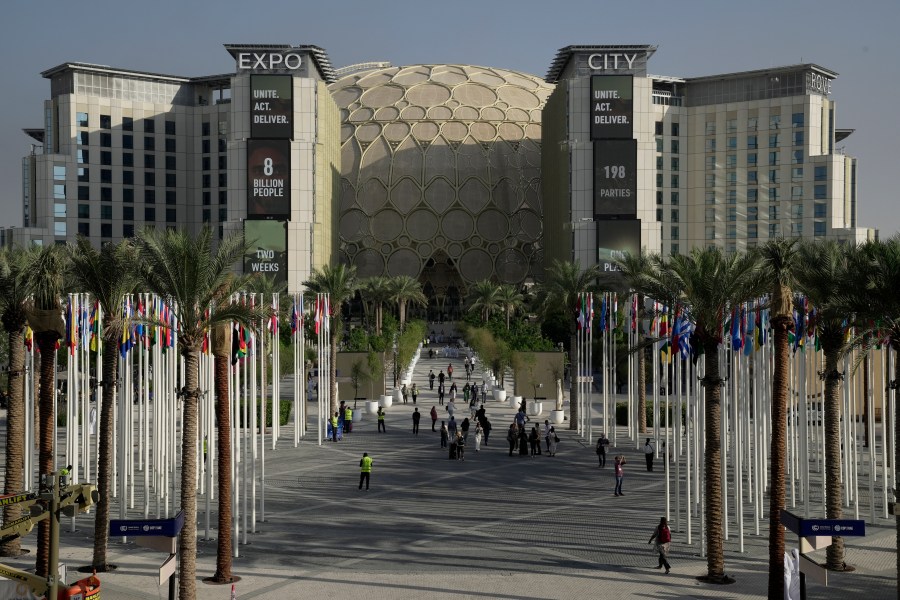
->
[798,519,865,537]
[110,510,184,538]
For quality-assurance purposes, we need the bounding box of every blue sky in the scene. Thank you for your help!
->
[1,0,897,235]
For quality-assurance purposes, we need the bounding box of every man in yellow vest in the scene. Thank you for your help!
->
[330,412,339,442]
[377,407,386,433]
[358,452,372,490]
[344,406,353,434]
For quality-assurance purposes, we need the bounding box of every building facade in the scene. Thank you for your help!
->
[8,43,874,297]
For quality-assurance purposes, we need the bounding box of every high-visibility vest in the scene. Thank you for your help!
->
[345,408,352,421]
[330,416,338,427]
[360,456,372,473]
[378,411,385,421]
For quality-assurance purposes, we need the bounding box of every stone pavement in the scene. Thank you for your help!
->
[1,348,896,599]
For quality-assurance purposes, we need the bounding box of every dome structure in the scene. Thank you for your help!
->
[330,64,552,314]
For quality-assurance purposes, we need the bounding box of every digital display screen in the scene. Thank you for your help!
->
[590,75,633,139]
[594,139,637,217]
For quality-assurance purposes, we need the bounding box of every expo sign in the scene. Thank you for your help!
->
[237,52,303,71]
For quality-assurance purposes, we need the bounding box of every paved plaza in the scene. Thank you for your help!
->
[1,351,896,598]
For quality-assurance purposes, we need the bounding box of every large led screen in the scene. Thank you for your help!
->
[597,219,641,275]
[594,139,637,217]
[590,75,633,140]
[251,75,293,139]
[244,220,287,285]
[247,139,290,218]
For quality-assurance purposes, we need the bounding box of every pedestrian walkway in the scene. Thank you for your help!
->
[1,345,895,599]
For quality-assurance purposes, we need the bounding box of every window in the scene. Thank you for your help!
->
[202,139,211,154]
[726,154,737,168]
[671,122,679,136]
[143,118,155,133]
[78,204,90,219]
[769,223,781,237]
[100,151,112,165]
[794,131,804,146]
[144,136,155,151]
[77,131,89,145]
[670,192,679,205]
[202,174,211,189]
[166,208,176,223]
[769,151,779,166]
[77,222,89,237]
[101,223,112,238]
[54,184,66,199]
[165,173,176,188]
[655,121,663,135]
[791,186,803,200]
[726,118,737,133]
[748,117,758,130]
[218,207,227,221]
[218,191,227,205]
[792,112,804,128]
[747,135,758,149]
[656,173,664,188]
[747,206,758,221]
[76,112,89,127]
[218,138,226,152]
[727,189,737,204]
[123,135,133,149]
[122,116,133,131]
[123,206,134,220]
[656,191,663,205]
[671,139,679,154]
[706,122,716,135]
[165,120,176,135]
[727,137,737,149]
[706,156,716,170]
[77,150,88,164]
[769,205,780,220]
[727,207,737,221]
[202,121,211,136]
[123,188,133,203]
[123,224,134,238]
[123,153,133,167]
[656,208,663,222]
[705,173,715,187]
[202,209,211,223]
[706,191,716,204]
[77,186,89,200]
[165,155,176,170]
[53,203,66,218]
[144,154,155,169]
[100,133,111,147]
[792,167,804,181]
[656,138,663,152]
[202,157,211,171]
[203,191,211,206]
[53,165,66,180]
[77,168,89,182]
[769,114,781,129]
[747,153,757,167]
[145,189,156,203]
[656,156,664,170]
[100,204,112,220]
[748,188,758,203]
[769,188,779,201]
[123,170,133,185]
[671,225,679,240]
[792,150,804,164]
[100,187,112,201]
[166,190,176,205]
[814,184,827,199]
[814,166,827,181]
[769,134,780,148]
[705,208,716,222]
[144,172,155,186]
[164,138,176,153]
[670,209,679,223]
[748,171,758,184]
[814,221,826,236]
[100,114,111,129]
[791,203,803,218]
[748,224,758,239]
[726,224,737,238]
[705,139,716,152]
[54,221,67,236]
[671,244,679,255]
[145,207,156,221]
[706,226,716,240]
[670,174,679,188]
[769,170,779,184]
[727,171,737,185]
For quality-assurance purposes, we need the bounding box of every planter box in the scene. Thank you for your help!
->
[352,408,363,422]
[529,402,543,417]
[510,395,522,409]
[366,401,379,415]
[550,409,564,424]
[493,389,507,403]
[379,395,392,409]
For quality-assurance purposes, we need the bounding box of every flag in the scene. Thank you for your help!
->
[658,306,669,338]
[290,300,298,335]
[24,326,33,351]
[630,295,637,333]
[598,294,607,333]
[676,318,693,358]
[576,294,586,331]
[660,340,672,364]
[66,300,77,355]
[730,307,743,351]
[314,296,322,335]
[89,302,100,352]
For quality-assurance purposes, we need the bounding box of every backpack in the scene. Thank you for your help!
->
[658,526,671,543]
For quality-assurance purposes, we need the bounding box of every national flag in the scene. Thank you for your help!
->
[24,326,32,351]
[630,295,637,333]
[730,307,743,351]
[576,294,586,331]
[598,294,607,333]
[89,302,100,352]
[66,300,77,355]
[314,296,322,335]
[290,300,299,335]
[660,340,672,364]
[268,297,278,335]
[676,318,693,358]
[658,306,669,338]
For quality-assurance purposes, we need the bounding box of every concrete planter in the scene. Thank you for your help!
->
[550,409,565,424]
[365,401,379,415]
[510,395,522,409]
[529,402,543,417]
[379,395,393,408]
[352,408,364,422]
[493,388,507,403]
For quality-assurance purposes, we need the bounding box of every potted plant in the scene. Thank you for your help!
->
[349,358,371,422]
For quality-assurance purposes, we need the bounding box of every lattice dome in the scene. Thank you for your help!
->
[330,64,551,299]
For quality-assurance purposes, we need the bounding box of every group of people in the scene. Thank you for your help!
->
[506,418,558,457]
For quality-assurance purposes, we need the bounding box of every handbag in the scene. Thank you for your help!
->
[554,435,560,443]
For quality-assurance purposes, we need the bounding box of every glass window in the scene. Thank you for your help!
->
[166,208,177,223]
[814,221,826,236]
[100,114,111,129]
[670,192,679,205]
[726,118,737,133]
[218,207,227,221]
[769,170,779,184]
[705,139,716,152]
[54,221,67,236]
[123,224,134,238]
[123,153,133,167]
[792,112,804,127]
[671,244,679,255]
[656,138,663,152]
[655,121,663,135]
[792,150,804,164]
[727,207,737,221]
[791,203,803,218]
[748,206,758,221]
[53,203,66,218]
[727,171,737,185]
[769,188,780,201]
[202,139,211,154]
[165,138,176,153]
[670,174,679,188]
[814,184,827,199]
[748,188,758,203]
[165,155,176,170]
[656,156,663,170]
[77,222,89,237]
[769,134,779,148]
[794,131,804,146]
[166,190,176,205]
[100,204,112,220]
[705,173,715,187]
[706,122,716,135]
[727,137,737,149]
[202,191,211,206]
[123,135,133,149]
[706,226,716,240]
[144,172,155,186]
[144,136,155,151]
[769,205,780,220]
[122,117,133,131]
[165,120,176,135]
[770,114,781,129]
[727,189,737,204]
[165,173,176,188]
[769,151,779,165]
[670,209,679,223]
[54,184,66,199]
[814,166,827,181]
[76,112,89,127]
[100,187,112,201]
[123,170,133,185]
[122,188,133,203]
[202,157,211,171]
[792,167,804,181]
[706,191,716,204]
[747,153,757,167]
[726,154,737,168]
[748,224,758,238]
[145,189,155,204]
[143,118,155,133]
[101,223,112,238]
[726,224,737,238]
[78,204,90,219]
[218,191,227,205]
[78,186,89,200]
[706,156,716,170]
[100,132,111,147]
[670,139,679,154]
[656,208,663,222]
[668,122,678,137]
[100,151,112,165]
[203,174,211,189]
[671,225,679,240]
[705,208,716,222]
[53,165,66,180]
[747,135,758,149]
[656,191,663,205]
[76,150,88,164]
[769,223,781,237]
[145,207,156,221]
[203,209,211,223]
[77,131,89,145]
[791,186,803,200]
[656,173,664,188]
[218,138,227,153]
[77,168,89,182]
[123,205,134,220]
[748,117,758,131]
[748,171,758,183]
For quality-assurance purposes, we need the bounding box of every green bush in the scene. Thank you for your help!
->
[237,398,292,427]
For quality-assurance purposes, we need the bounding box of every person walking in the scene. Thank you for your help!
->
[648,517,672,574]
[440,422,449,448]
[438,370,446,387]
[447,363,454,380]
[344,404,353,434]
[446,399,456,419]
[596,433,609,467]
[401,383,409,404]
[460,417,470,442]
[507,424,518,456]
[644,438,655,472]
[474,422,483,452]
[377,407,386,433]
[358,452,372,491]
[411,383,418,405]
[412,408,421,435]
[438,383,445,406]
[448,416,457,438]
[548,426,558,456]
[543,420,552,453]
[330,412,339,442]
[430,405,438,431]
[614,455,626,496]
[429,369,435,390]
[482,418,492,446]
[456,431,466,461]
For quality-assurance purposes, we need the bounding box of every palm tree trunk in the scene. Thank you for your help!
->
[636,295,647,434]
[35,332,58,577]
[178,350,201,600]
[823,344,845,569]
[0,325,26,557]
[767,315,791,598]
[702,342,726,582]
[92,332,119,570]
[894,343,900,600]
[568,332,579,430]
[213,353,232,582]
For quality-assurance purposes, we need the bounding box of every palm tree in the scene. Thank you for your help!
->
[24,244,68,577]
[536,260,603,431]
[360,276,392,335]
[496,284,525,330]
[793,240,856,572]
[615,252,654,435]
[628,247,763,584]
[390,275,427,332]
[758,238,799,597]
[67,238,140,572]
[133,227,257,598]
[467,280,501,323]
[303,264,358,416]
[0,246,36,558]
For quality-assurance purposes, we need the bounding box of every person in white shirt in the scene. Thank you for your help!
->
[543,420,553,453]
[644,438,655,472]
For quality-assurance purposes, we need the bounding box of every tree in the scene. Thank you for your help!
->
[359,276,392,335]
[535,260,603,431]
[496,284,525,330]
[303,264,358,416]
[390,275,426,332]
[67,238,140,572]
[793,240,858,572]
[628,247,763,583]
[0,246,36,558]
[25,244,68,577]
[133,227,257,598]
[615,252,653,435]
[758,238,799,597]
[467,280,501,323]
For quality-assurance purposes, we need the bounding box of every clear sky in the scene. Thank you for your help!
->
[1,0,897,236]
